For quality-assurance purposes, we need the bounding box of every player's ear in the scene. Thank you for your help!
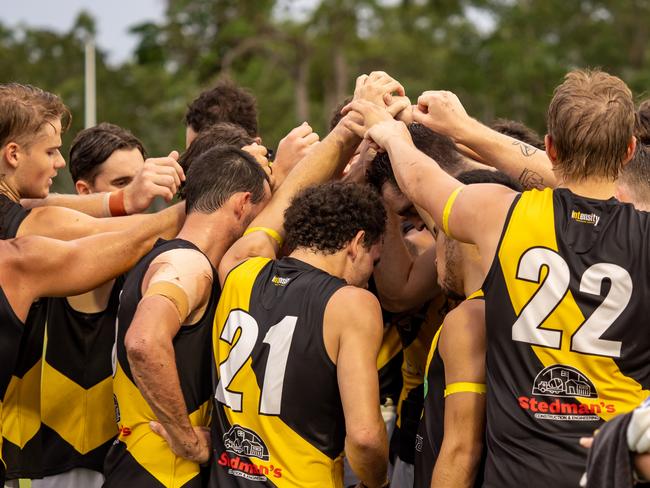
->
[3,142,20,169]
[230,191,253,221]
[75,179,92,195]
[348,230,366,262]
[545,134,558,164]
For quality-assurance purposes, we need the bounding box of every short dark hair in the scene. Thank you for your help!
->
[69,123,146,183]
[635,100,650,145]
[619,143,650,207]
[367,123,464,192]
[456,168,523,192]
[184,79,258,137]
[178,122,255,199]
[490,118,545,150]
[183,146,269,214]
[284,182,386,254]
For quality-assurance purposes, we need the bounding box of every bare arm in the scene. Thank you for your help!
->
[431,300,486,488]
[16,202,184,241]
[326,287,388,488]
[373,210,439,312]
[124,251,213,463]
[21,152,185,216]
[345,101,516,273]
[4,215,177,320]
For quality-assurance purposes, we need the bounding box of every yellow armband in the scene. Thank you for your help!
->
[442,186,463,238]
[444,382,486,397]
[244,226,284,247]
[143,281,190,323]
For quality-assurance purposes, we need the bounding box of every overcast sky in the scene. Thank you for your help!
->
[1,0,166,64]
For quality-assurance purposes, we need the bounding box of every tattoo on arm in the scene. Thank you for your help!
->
[519,168,545,190]
[512,140,538,157]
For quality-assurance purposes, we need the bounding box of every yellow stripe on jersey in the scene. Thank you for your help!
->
[2,360,41,449]
[214,257,344,488]
[40,361,116,454]
[112,363,210,487]
[444,382,486,397]
[467,289,484,300]
[498,188,649,420]
[377,325,402,370]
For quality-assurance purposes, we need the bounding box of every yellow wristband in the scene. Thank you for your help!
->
[442,186,463,238]
[444,382,487,397]
[244,226,284,247]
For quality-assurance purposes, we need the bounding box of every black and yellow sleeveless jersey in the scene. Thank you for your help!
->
[104,239,216,488]
[413,291,484,488]
[0,192,45,481]
[482,188,650,487]
[210,256,347,488]
[376,322,403,405]
[0,284,25,484]
[39,277,124,476]
[390,293,452,466]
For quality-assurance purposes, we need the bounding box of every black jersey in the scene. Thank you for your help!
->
[104,239,217,488]
[0,195,46,481]
[210,256,347,488]
[0,194,30,241]
[482,188,650,487]
[39,277,124,476]
[414,292,484,488]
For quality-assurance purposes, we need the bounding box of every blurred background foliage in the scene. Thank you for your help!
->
[1,0,649,192]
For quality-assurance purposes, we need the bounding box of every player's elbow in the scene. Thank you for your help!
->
[124,330,160,371]
[439,434,483,473]
[346,424,387,455]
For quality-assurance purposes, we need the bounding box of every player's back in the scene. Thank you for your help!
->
[211,256,347,487]
[483,187,650,487]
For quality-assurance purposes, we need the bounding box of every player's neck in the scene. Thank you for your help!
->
[558,177,618,201]
[289,247,346,279]
[0,176,20,202]
[177,211,239,267]
[462,248,484,298]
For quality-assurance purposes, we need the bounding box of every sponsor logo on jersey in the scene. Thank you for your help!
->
[217,452,283,481]
[532,364,597,398]
[271,275,291,286]
[519,364,615,421]
[571,210,600,226]
[118,424,132,437]
[223,425,270,461]
[415,434,423,452]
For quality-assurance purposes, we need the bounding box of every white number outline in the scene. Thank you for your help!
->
[215,310,298,415]
[512,247,632,358]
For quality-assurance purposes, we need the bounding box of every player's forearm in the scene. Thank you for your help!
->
[345,425,388,488]
[21,192,110,217]
[456,118,556,189]
[373,210,417,312]
[430,440,482,488]
[127,336,198,454]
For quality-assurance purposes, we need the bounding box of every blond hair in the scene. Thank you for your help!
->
[0,83,71,148]
[547,69,635,182]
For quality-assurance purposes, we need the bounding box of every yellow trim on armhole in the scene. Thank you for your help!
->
[444,382,486,397]
[467,289,484,300]
[244,226,284,247]
[442,187,463,237]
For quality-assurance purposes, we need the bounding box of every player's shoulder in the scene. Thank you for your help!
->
[329,285,381,312]
[439,298,486,357]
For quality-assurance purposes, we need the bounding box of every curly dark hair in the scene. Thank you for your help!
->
[184,78,258,137]
[367,123,464,192]
[69,122,146,183]
[490,118,545,150]
[284,182,386,254]
[328,96,352,133]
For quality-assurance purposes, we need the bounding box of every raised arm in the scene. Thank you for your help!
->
[327,287,388,488]
[125,250,214,464]
[21,151,185,216]
[431,300,486,488]
[373,209,439,312]
[218,74,409,284]
[411,90,556,189]
[344,99,516,272]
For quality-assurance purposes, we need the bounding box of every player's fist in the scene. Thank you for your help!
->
[272,122,320,188]
[413,90,470,139]
[123,151,185,214]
